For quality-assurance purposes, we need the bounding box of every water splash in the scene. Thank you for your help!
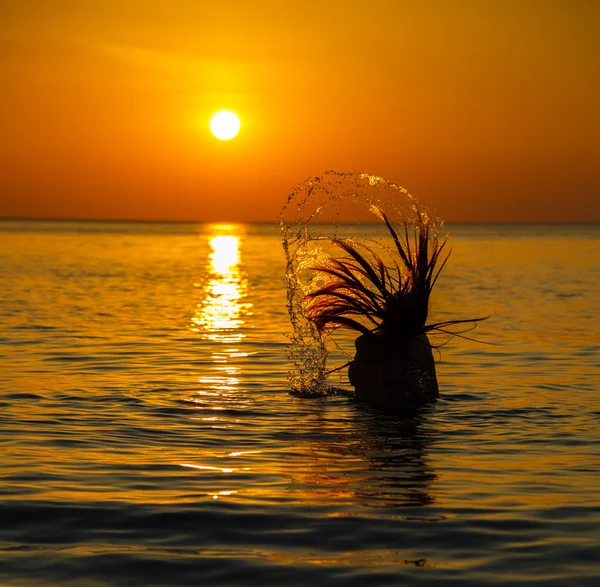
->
[279,171,445,396]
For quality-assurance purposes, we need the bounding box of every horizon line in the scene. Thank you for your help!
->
[1,216,600,226]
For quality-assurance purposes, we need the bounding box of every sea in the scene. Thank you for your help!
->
[1,220,599,586]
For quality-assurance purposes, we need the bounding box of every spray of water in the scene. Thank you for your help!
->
[279,171,446,396]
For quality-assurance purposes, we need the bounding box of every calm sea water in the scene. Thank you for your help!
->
[1,220,599,586]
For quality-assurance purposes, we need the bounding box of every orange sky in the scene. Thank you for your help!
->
[1,1,599,222]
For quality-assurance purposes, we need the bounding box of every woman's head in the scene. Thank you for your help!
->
[303,211,448,341]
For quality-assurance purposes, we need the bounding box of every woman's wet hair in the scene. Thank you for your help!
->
[303,208,486,345]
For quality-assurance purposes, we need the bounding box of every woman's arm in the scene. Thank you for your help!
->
[413,334,439,398]
[350,335,387,402]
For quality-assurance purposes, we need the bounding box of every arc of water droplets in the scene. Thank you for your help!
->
[279,171,442,396]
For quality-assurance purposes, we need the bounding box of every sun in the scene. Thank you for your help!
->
[210,111,241,140]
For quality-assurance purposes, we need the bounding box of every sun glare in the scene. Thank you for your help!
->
[210,111,241,140]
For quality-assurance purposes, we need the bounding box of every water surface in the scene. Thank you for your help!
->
[1,221,599,586]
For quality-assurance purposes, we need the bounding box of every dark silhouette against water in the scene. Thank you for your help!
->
[280,171,486,405]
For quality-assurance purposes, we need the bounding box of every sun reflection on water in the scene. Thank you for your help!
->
[192,230,252,342]
[183,225,256,499]
[190,225,252,397]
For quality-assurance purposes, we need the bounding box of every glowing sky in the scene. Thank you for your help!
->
[1,1,599,222]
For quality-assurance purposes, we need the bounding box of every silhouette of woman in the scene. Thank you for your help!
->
[303,208,480,406]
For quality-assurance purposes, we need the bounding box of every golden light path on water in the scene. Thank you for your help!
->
[192,231,248,341]
[186,225,256,498]
[191,225,253,392]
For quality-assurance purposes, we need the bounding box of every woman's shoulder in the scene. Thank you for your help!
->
[355,332,435,357]
[409,334,433,351]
